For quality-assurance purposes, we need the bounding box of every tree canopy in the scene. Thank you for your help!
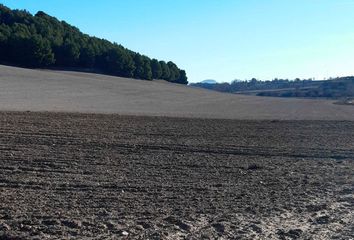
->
[0,4,188,84]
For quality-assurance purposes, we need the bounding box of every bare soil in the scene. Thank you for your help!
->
[1,65,354,120]
[0,112,353,239]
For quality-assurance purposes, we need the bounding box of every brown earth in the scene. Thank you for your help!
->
[1,65,354,120]
[0,112,353,239]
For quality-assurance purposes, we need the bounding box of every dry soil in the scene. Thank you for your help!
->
[1,65,354,120]
[0,112,353,239]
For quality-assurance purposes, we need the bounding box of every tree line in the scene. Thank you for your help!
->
[191,78,317,93]
[191,77,354,99]
[0,4,188,84]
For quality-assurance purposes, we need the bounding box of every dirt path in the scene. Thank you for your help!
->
[0,112,353,239]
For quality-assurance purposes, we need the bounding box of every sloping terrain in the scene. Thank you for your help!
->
[0,65,353,120]
[0,112,353,239]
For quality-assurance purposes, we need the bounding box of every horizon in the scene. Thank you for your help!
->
[1,0,354,83]
[198,75,354,84]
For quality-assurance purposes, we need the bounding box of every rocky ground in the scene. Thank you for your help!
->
[0,112,353,239]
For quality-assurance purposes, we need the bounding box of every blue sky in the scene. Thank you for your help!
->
[2,0,354,82]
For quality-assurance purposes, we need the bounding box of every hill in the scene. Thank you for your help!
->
[0,65,353,120]
[0,4,187,84]
[201,79,217,84]
[191,77,354,100]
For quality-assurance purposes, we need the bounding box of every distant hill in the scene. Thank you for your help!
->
[191,77,354,99]
[200,79,217,84]
[0,4,187,84]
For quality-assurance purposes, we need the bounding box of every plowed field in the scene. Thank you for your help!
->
[0,112,353,239]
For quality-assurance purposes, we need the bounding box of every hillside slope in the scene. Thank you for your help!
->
[0,65,353,120]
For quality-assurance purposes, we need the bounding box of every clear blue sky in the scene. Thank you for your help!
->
[2,0,354,82]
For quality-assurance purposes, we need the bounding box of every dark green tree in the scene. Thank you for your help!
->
[55,39,80,66]
[0,23,11,61]
[103,47,135,77]
[133,53,144,79]
[30,35,55,66]
[0,4,188,83]
[176,70,188,84]
[159,60,170,80]
[142,56,152,80]
[167,61,180,82]
[151,58,162,79]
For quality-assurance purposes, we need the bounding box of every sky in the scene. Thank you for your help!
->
[1,0,354,83]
